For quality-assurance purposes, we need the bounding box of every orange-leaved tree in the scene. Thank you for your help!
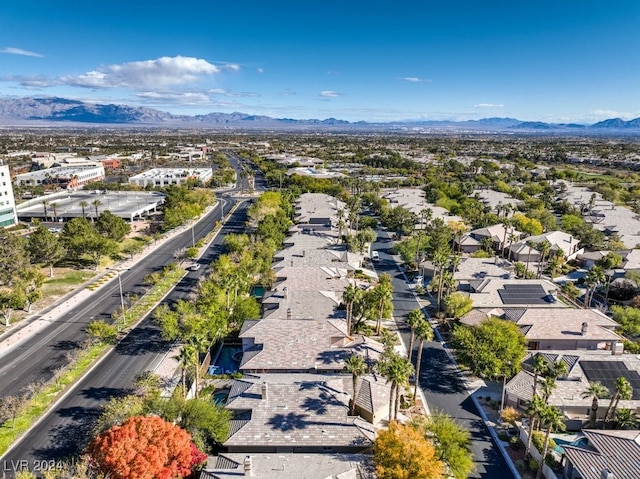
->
[374,421,445,479]
[87,415,205,479]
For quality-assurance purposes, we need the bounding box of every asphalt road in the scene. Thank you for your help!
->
[0,197,232,401]
[373,232,515,479]
[0,200,251,470]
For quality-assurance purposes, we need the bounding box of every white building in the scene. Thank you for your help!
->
[13,165,105,189]
[128,168,213,187]
[0,162,18,227]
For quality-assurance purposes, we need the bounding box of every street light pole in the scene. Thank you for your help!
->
[191,222,195,247]
[500,373,507,412]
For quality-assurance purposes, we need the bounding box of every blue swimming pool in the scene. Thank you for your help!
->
[555,436,588,453]
[208,344,242,375]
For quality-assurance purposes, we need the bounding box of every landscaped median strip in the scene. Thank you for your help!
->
[0,266,186,456]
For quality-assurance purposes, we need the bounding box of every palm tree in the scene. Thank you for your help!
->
[50,202,58,222]
[432,249,449,311]
[536,405,566,479]
[79,200,89,219]
[525,396,547,458]
[501,219,512,258]
[581,381,610,428]
[413,320,434,399]
[614,408,639,430]
[342,283,362,335]
[507,233,519,261]
[536,240,552,278]
[177,344,195,398]
[41,199,50,221]
[525,240,537,277]
[584,265,605,309]
[405,309,424,362]
[524,355,548,456]
[91,199,102,222]
[344,354,366,416]
[380,352,414,421]
[188,334,210,398]
[374,274,394,335]
[604,377,633,423]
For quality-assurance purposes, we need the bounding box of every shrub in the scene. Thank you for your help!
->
[531,430,556,453]
[500,406,521,425]
[623,339,640,354]
[498,431,510,441]
[510,436,522,450]
[528,458,539,472]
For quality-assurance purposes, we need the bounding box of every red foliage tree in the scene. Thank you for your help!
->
[87,415,202,479]
[189,442,207,469]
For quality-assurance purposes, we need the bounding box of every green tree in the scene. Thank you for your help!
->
[415,413,475,479]
[450,317,526,380]
[443,292,473,320]
[344,353,367,416]
[94,395,145,435]
[14,268,45,312]
[27,223,66,277]
[614,408,639,430]
[379,352,414,421]
[374,421,445,479]
[535,405,565,479]
[581,381,610,428]
[342,283,363,335]
[373,274,394,335]
[179,398,231,448]
[584,265,605,309]
[96,210,132,242]
[413,320,434,398]
[0,289,26,326]
[86,319,118,344]
[525,396,547,458]
[0,230,30,286]
[406,309,425,362]
[611,305,640,337]
[78,200,89,219]
[604,377,633,423]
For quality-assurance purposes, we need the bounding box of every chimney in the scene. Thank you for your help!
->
[581,322,588,336]
[302,250,306,257]
[244,456,253,476]
[287,307,292,319]
[261,382,268,400]
[283,287,288,299]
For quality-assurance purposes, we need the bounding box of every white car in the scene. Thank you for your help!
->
[371,251,380,262]
[188,263,201,271]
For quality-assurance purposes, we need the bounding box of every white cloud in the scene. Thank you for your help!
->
[62,56,234,89]
[474,103,504,108]
[588,109,635,119]
[257,67,264,73]
[135,90,211,105]
[1,47,43,58]
[0,74,58,88]
[320,90,340,98]
[398,77,426,83]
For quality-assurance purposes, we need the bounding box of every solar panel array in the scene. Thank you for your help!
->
[580,361,640,400]
[498,284,551,305]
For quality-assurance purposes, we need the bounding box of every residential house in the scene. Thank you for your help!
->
[509,230,582,262]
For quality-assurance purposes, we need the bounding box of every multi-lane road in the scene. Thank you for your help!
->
[373,231,515,479]
[1,200,251,468]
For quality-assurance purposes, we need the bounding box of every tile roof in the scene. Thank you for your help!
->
[563,430,640,479]
[224,376,375,450]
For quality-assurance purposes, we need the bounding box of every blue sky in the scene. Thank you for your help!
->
[1,1,639,122]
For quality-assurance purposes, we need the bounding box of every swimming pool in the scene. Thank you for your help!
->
[212,390,230,405]
[555,436,588,453]
[209,344,242,374]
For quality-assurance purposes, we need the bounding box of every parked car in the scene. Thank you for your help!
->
[188,263,201,271]
[371,251,380,262]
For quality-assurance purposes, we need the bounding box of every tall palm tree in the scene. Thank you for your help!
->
[536,240,552,278]
[50,202,58,222]
[344,354,366,416]
[525,240,537,277]
[507,233,519,262]
[78,200,89,219]
[584,265,605,309]
[177,344,195,398]
[41,199,50,221]
[91,199,102,222]
[432,248,449,311]
[380,353,414,421]
[581,381,610,428]
[374,274,394,335]
[525,396,547,458]
[413,320,434,399]
[405,309,424,362]
[524,355,548,456]
[501,219,512,258]
[188,334,210,398]
[536,405,566,479]
[342,283,362,335]
[604,377,633,423]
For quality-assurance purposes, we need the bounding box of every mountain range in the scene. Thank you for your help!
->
[1,97,639,132]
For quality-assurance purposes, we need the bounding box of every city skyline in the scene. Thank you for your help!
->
[1,1,639,123]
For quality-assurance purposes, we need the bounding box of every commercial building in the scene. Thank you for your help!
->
[13,164,105,189]
[128,168,213,187]
[0,162,17,227]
